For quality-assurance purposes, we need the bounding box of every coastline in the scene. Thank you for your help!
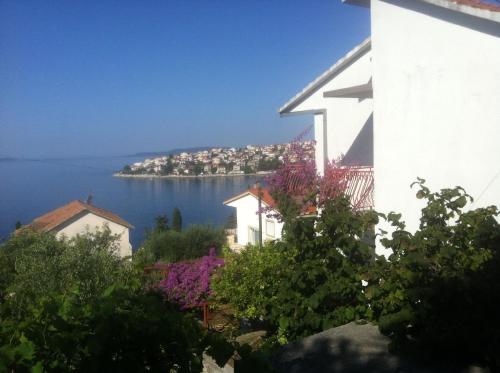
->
[112,171,273,179]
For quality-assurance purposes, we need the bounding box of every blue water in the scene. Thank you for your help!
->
[0,157,259,249]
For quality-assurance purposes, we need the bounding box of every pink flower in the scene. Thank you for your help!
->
[157,249,224,309]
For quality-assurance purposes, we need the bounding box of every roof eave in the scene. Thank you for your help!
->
[417,0,500,23]
[223,191,273,208]
[342,0,370,7]
[278,37,371,115]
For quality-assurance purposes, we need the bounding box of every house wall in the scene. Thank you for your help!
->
[290,49,373,174]
[227,194,283,246]
[371,0,500,234]
[55,212,132,258]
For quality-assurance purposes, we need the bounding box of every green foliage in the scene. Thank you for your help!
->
[160,157,174,175]
[192,162,204,176]
[242,165,253,174]
[214,196,378,342]
[0,229,223,372]
[225,211,237,230]
[154,214,169,232]
[1,286,208,372]
[213,242,289,321]
[0,228,135,318]
[257,157,281,172]
[369,179,500,368]
[216,179,500,369]
[136,224,226,265]
[172,207,183,232]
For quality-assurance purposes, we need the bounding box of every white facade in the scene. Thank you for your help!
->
[370,0,500,232]
[280,38,373,175]
[225,194,284,246]
[280,0,500,253]
[55,212,132,258]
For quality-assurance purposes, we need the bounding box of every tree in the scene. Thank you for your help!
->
[137,224,226,264]
[242,165,253,174]
[154,214,169,232]
[122,165,132,174]
[193,162,204,175]
[14,221,21,230]
[172,207,183,232]
[161,157,174,175]
[225,211,237,230]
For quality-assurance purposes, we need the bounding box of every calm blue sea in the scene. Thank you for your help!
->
[0,157,259,249]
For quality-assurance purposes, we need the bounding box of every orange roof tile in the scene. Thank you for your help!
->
[449,0,500,12]
[28,200,133,232]
[224,188,317,215]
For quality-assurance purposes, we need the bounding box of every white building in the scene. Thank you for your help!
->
[223,188,284,246]
[280,0,500,246]
[25,200,134,258]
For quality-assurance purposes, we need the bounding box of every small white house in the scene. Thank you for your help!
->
[25,200,134,258]
[280,0,500,252]
[223,188,284,246]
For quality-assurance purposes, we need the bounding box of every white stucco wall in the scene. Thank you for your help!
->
[227,194,283,246]
[288,47,373,174]
[371,0,500,233]
[55,212,132,258]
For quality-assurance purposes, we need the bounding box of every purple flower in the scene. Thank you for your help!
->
[157,248,224,309]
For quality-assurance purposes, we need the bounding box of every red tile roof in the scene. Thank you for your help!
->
[223,188,276,208]
[28,200,133,232]
[224,188,316,215]
[247,187,276,208]
[449,0,500,12]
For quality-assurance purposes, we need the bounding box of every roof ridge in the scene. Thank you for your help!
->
[279,37,371,115]
[30,200,133,232]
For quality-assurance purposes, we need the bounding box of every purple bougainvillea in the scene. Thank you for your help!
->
[157,248,224,309]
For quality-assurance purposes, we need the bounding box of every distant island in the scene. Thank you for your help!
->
[127,146,215,158]
[114,142,314,178]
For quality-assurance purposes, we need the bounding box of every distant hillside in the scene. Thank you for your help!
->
[0,155,16,162]
[128,146,219,158]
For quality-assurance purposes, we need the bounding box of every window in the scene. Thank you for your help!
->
[266,220,275,238]
[248,226,260,245]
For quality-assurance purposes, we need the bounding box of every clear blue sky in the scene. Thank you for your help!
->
[0,0,370,158]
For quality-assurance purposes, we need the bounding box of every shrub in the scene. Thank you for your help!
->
[1,286,208,372]
[0,228,135,318]
[137,224,226,264]
[158,248,224,309]
[368,180,500,368]
[214,196,378,342]
[212,241,289,321]
[0,228,221,372]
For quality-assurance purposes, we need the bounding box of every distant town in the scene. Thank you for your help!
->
[116,141,314,177]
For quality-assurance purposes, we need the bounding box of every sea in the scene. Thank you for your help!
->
[0,156,260,249]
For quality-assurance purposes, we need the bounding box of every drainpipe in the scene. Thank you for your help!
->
[255,181,263,247]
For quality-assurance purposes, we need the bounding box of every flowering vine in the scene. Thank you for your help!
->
[156,248,224,309]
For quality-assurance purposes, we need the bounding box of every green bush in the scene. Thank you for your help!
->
[214,196,378,342]
[0,229,225,372]
[212,242,290,321]
[136,224,226,265]
[368,180,500,368]
[0,228,135,318]
[1,286,208,372]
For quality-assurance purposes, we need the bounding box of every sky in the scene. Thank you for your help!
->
[0,0,370,158]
